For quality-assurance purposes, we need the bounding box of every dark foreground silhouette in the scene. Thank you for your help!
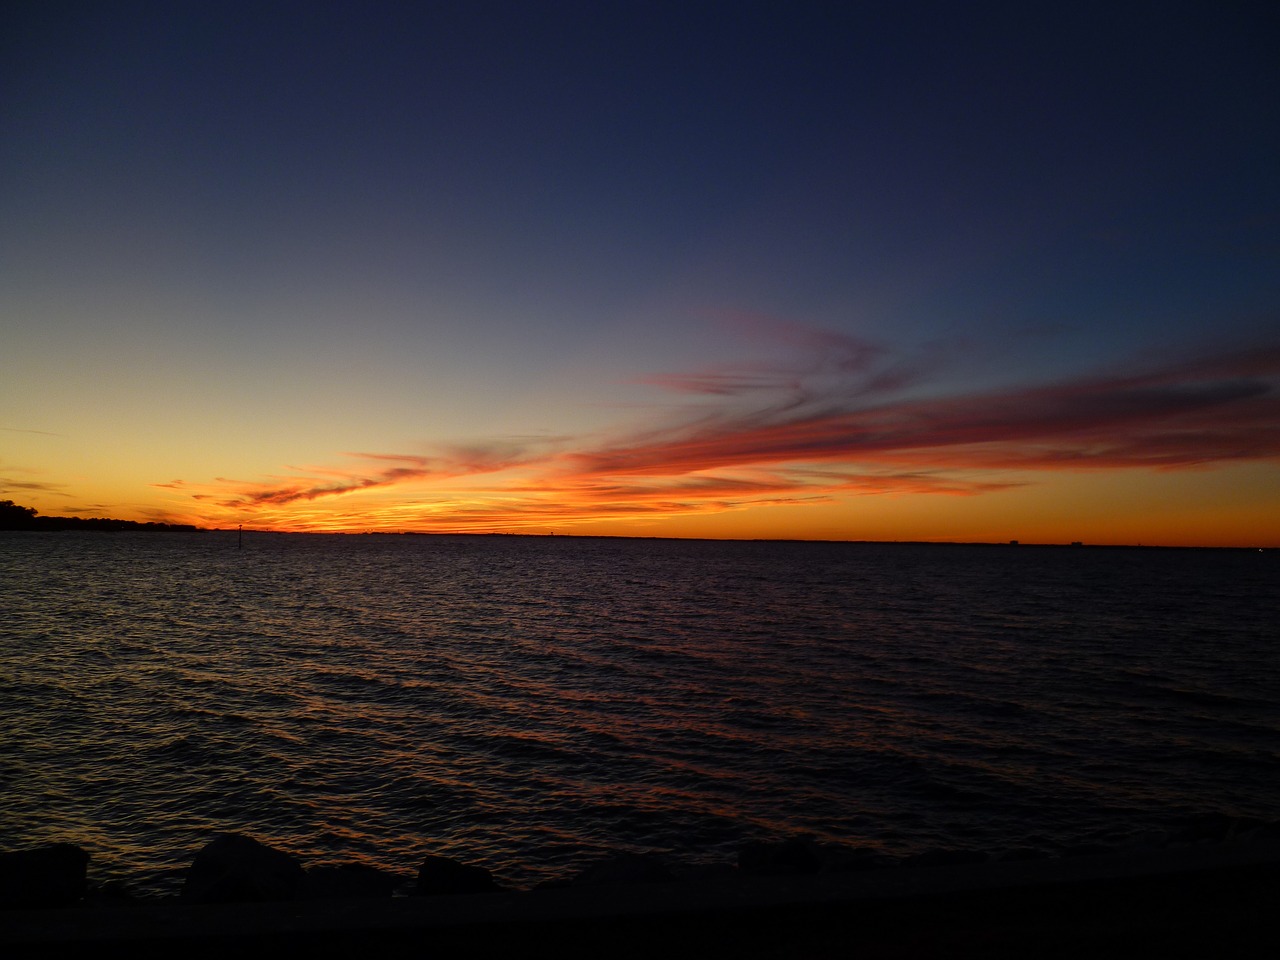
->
[3,820,1279,959]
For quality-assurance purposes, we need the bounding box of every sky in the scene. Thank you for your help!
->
[3,1,1278,545]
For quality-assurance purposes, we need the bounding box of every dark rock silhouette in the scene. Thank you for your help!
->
[1061,843,1115,859]
[819,844,897,872]
[1170,813,1266,844]
[0,843,89,908]
[997,847,1053,862]
[738,837,822,876]
[567,851,674,887]
[303,863,404,899]
[182,834,307,904]
[7,814,1276,911]
[905,848,989,868]
[414,854,502,895]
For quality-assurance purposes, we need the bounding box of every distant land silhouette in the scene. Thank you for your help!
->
[0,500,197,533]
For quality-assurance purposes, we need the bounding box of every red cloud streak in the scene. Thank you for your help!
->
[186,339,1280,526]
[574,351,1280,478]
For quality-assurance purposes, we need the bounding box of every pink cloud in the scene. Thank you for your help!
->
[177,333,1280,528]
[577,343,1280,479]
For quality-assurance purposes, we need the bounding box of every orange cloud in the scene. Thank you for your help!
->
[171,333,1280,533]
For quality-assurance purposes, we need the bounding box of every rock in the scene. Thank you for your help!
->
[905,848,989,868]
[87,878,139,903]
[670,860,738,883]
[303,863,405,899]
[0,843,89,908]
[1123,830,1170,851]
[820,844,896,872]
[1061,843,1113,859]
[415,854,502,896]
[1171,813,1266,845]
[738,837,822,876]
[182,833,307,903]
[998,847,1052,862]
[568,851,673,887]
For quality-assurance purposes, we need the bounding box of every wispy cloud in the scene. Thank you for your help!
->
[208,457,437,508]
[584,335,1280,478]
[1,477,67,494]
[187,439,557,515]
[1,426,65,437]
[634,314,906,401]
[175,327,1280,530]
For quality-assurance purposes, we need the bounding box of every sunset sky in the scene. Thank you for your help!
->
[3,2,1278,545]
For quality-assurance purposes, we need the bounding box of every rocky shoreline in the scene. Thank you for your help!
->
[4,815,1280,957]
[4,812,1277,909]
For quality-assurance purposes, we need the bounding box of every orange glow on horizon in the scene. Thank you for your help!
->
[73,457,1270,548]
[10,334,1279,548]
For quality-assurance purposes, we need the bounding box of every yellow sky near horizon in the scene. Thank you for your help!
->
[6,429,1276,546]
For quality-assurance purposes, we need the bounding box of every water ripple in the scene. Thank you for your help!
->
[2,532,1278,894]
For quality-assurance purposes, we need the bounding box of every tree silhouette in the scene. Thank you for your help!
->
[0,500,197,532]
[0,500,40,529]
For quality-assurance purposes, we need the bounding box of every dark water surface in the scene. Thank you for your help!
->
[2,531,1277,896]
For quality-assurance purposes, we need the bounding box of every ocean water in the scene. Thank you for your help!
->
[2,531,1277,896]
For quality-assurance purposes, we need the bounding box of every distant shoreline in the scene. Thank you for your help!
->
[0,519,199,533]
[3,500,1273,548]
[2,527,1273,551]
[0,500,197,533]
